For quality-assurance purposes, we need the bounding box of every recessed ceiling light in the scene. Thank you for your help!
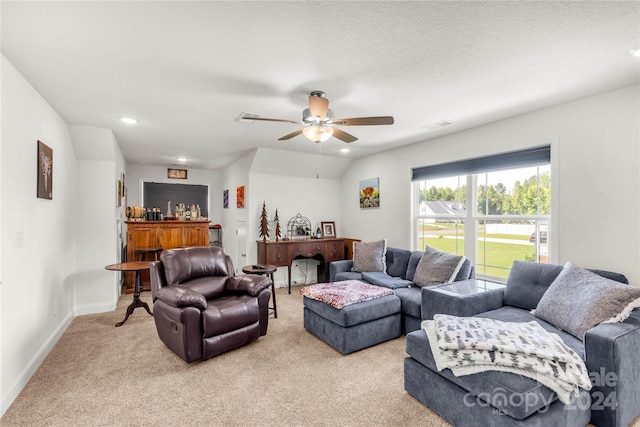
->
[120,117,138,124]
[629,47,640,58]
[340,148,350,153]
[177,157,187,162]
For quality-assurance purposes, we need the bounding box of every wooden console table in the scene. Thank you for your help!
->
[257,238,345,294]
[125,220,209,293]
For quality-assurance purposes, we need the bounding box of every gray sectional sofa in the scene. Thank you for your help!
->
[405,261,640,427]
[329,246,474,334]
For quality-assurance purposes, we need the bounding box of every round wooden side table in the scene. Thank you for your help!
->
[242,264,277,318]
[105,261,154,327]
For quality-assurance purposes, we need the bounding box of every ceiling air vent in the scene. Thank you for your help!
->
[421,120,455,132]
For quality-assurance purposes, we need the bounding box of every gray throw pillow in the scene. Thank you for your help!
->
[534,262,640,341]
[351,239,387,273]
[412,246,467,287]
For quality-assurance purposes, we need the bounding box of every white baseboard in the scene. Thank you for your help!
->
[0,310,74,417]
[74,301,117,317]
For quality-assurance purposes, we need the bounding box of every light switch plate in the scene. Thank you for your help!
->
[13,231,24,248]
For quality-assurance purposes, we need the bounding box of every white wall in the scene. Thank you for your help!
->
[341,85,640,285]
[70,125,127,315]
[248,172,343,287]
[218,148,345,286]
[0,55,77,414]
[74,161,120,312]
[221,151,256,273]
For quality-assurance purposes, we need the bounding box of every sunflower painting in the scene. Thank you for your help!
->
[359,177,379,208]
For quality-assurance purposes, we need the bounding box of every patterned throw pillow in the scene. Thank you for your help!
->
[534,262,640,340]
[413,246,467,287]
[351,239,387,273]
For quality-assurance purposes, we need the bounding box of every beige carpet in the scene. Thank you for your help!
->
[0,286,449,427]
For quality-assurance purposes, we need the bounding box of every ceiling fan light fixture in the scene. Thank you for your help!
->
[303,108,334,123]
[303,125,334,143]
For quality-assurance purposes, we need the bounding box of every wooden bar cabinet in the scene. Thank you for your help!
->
[124,220,209,293]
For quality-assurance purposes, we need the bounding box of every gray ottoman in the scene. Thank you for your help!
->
[303,291,401,355]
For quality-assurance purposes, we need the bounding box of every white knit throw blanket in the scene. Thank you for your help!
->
[422,314,592,404]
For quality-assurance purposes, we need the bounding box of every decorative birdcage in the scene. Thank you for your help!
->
[287,213,312,240]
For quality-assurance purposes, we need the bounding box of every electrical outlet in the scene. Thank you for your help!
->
[52,300,58,317]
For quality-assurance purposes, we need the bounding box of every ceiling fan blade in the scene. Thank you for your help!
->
[278,129,304,140]
[332,128,358,143]
[332,116,394,126]
[309,94,329,119]
[244,116,301,124]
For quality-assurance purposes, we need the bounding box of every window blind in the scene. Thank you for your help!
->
[411,145,550,181]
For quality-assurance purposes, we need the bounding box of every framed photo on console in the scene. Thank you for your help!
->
[321,221,336,238]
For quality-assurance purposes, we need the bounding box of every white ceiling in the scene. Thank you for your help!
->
[2,1,639,170]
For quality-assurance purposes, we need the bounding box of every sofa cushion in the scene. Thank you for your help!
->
[394,287,421,319]
[406,306,586,420]
[454,258,473,281]
[405,251,423,282]
[534,262,640,340]
[361,272,412,289]
[477,306,585,360]
[413,246,467,287]
[385,247,412,279]
[334,271,363,282]
[503,261,563,310]
[351,239,387,273]
[405,324,559,421]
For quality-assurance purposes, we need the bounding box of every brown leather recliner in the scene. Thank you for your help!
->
[149,246,272,363]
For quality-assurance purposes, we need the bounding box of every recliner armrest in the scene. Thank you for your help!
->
[155,285,207,310]
[584,310,640,427]
[226,274,272,297]
[329,260,354,282]
[150,260,167,301]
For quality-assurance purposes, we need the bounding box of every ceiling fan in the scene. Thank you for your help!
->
[243,91,394,143]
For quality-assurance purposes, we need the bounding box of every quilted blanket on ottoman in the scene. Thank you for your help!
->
[300,280,394,309]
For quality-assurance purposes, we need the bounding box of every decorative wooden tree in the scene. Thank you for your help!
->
[259,201,269,242]
[274,209,281,241]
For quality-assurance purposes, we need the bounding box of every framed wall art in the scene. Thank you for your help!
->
[359,177,380,208]
[320,221,336,238]
[37,140,53,200]
[236,185,245,208]
[223,189,229,208]
[116,179,122,207]
[168,168,188,179]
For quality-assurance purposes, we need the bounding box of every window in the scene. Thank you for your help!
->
[412,147,551,281]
